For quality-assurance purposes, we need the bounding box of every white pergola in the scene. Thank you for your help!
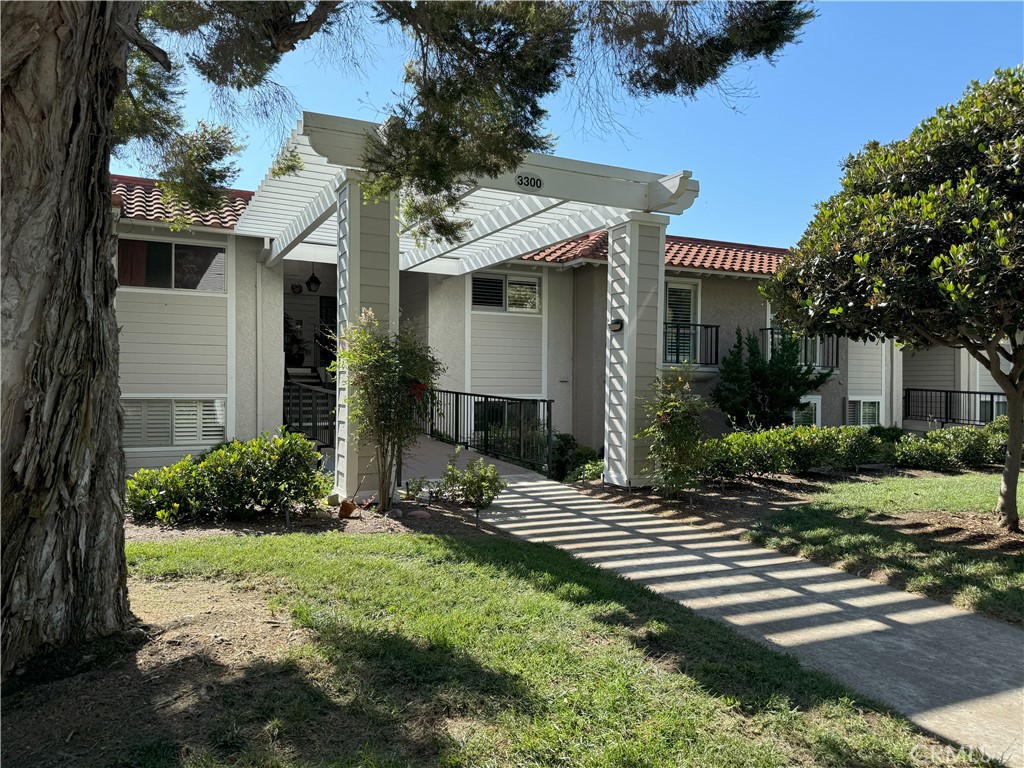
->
[236,112,701,495]
[234,112,699,276]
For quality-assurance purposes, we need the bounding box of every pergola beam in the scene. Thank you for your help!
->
[455,206,623,275]
[401,195,564,270]
[266,175,340,266]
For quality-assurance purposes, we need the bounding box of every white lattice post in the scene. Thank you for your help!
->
[334,170,400,499]
[603,212,669,487]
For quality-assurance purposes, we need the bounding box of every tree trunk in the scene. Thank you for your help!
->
[1,1,138,678]
[996,394,1022,532]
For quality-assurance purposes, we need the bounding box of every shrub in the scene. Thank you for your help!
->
[125,430,331,524]
[566,459,603,483]
[867,425,905,443]
[984,416,1009,464]
[926,425,991,469]
[894,434,958,472]
[435,447,508,509]
[549,433,600,482]
[639,374,707,494]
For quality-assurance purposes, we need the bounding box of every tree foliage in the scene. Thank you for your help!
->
[123,0,814,236]
[762,67,1024,530]
[711,329,833,430]
[334,309,444,512]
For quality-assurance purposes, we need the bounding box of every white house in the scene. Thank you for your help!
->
[111,112,1004,491]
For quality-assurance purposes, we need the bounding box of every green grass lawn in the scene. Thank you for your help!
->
[747,472,1024,624]
[123,533,977,768]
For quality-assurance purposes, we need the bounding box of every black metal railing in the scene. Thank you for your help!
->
[760,327,840,369]
[283,380,335,446]
[421,389,553,471]
[904,388,1008,426]
[663,323,720,366]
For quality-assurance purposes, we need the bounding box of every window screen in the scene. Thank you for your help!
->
[665,284,694,325]
[174,244,227,292]
[118,240,172,288]
[848,400,880,426]
[792,401,818,427]
[507,278,540,312]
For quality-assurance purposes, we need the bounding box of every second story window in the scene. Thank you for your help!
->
[117,239,227,293]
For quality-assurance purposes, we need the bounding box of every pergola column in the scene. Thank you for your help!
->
[335,171,400,499]
[603,212,669,487]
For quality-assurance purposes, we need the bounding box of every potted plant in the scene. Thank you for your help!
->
[284,313,310,367]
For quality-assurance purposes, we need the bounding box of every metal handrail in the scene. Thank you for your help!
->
[422,388,554,471]
[663,322,720,366]
[904,388,1007,426]
[760,327,840,369]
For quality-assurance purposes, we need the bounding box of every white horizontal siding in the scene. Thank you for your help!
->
[903,347,955,390]
[117,291,228,396]
[847,340,883,396]
[125,447,207,473]
[471,312,543,396]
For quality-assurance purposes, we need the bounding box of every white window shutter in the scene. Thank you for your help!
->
[201,399,227,442]
[174,400,201,444]
[122,401,144,447]
[847,400,861,425]
[665,285,693,325]
[862,401,880,426]
[146,400,173,445]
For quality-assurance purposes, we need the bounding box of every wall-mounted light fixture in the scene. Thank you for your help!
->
[608,318,624,332]
[305,262,321,293]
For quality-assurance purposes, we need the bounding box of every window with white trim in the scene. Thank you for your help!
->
[122,398,226,447]
[471,273,540,313]
[847,399,880,426]
[792,396,822,427]
[117,239,227,293]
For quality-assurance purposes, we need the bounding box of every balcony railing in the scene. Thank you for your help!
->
[904,388,1008,426]
[421,389,554,472]
[663,323,720,366]
[283,380,335,447]
[760,327,839,369]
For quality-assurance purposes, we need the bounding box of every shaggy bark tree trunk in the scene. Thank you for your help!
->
[996,394,1022,533]
[1,1,138,678]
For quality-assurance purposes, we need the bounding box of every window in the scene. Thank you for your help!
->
[118,239,227,293]
[122,398,226,447]
[980,396,1008,423]
[847,399,880,426]
[471,273,540,313]
[792,396,821,427]
[664,281,698,364]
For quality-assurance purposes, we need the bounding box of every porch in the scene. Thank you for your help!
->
[904,388,1008,427]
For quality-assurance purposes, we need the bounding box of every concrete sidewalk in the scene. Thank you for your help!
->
[482,479,1024,767]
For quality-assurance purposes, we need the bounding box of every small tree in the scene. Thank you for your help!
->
[762,68,1024,531]
[711,329,833,430]
[334,309,443,513]
[639,374,708,495]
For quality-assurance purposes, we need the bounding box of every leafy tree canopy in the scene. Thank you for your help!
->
[762,67,1024,531]
[118,0,814,239]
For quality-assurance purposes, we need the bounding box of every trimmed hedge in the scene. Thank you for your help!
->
[127,429,331,525]
[693,420,1005,483]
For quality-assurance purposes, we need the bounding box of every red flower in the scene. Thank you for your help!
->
[411,382,426,402]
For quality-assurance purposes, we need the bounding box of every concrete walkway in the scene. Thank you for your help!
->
[481,478,1024,767]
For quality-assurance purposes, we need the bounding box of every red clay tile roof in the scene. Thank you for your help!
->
[110,174,253,229]
[521,231,786,277]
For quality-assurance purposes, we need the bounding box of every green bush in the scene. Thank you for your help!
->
[435,447,508,509]
[926,426,991,469]
[126,429,331,524]
[984,416,1009,464]
[894,434,958,472]
[549,433,599,482]
[566,459,604,483]
[639,374,708,493]
[695,426,889,483]
[867,425,905,443]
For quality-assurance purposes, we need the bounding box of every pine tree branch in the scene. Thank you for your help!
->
[114,20,170,72]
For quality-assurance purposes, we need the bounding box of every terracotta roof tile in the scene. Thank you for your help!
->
[110,174,253,229]
[522,231,785,277]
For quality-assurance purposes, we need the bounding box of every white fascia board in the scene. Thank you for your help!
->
[404,256,461,275]
[456,206,623,275]
[401,195,564,269]
[267,176,340,266]
[282,242,338,264]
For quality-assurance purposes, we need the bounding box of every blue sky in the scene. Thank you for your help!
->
[113,1,1023,248]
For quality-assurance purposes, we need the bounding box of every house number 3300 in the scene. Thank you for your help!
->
[515,174,544,190]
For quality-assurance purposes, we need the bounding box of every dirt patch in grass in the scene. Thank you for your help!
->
[862,508,1024,557]
[1,579,315,767]
[124,499,512,544]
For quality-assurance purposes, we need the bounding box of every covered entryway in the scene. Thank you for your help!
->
[234,112,700,499]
